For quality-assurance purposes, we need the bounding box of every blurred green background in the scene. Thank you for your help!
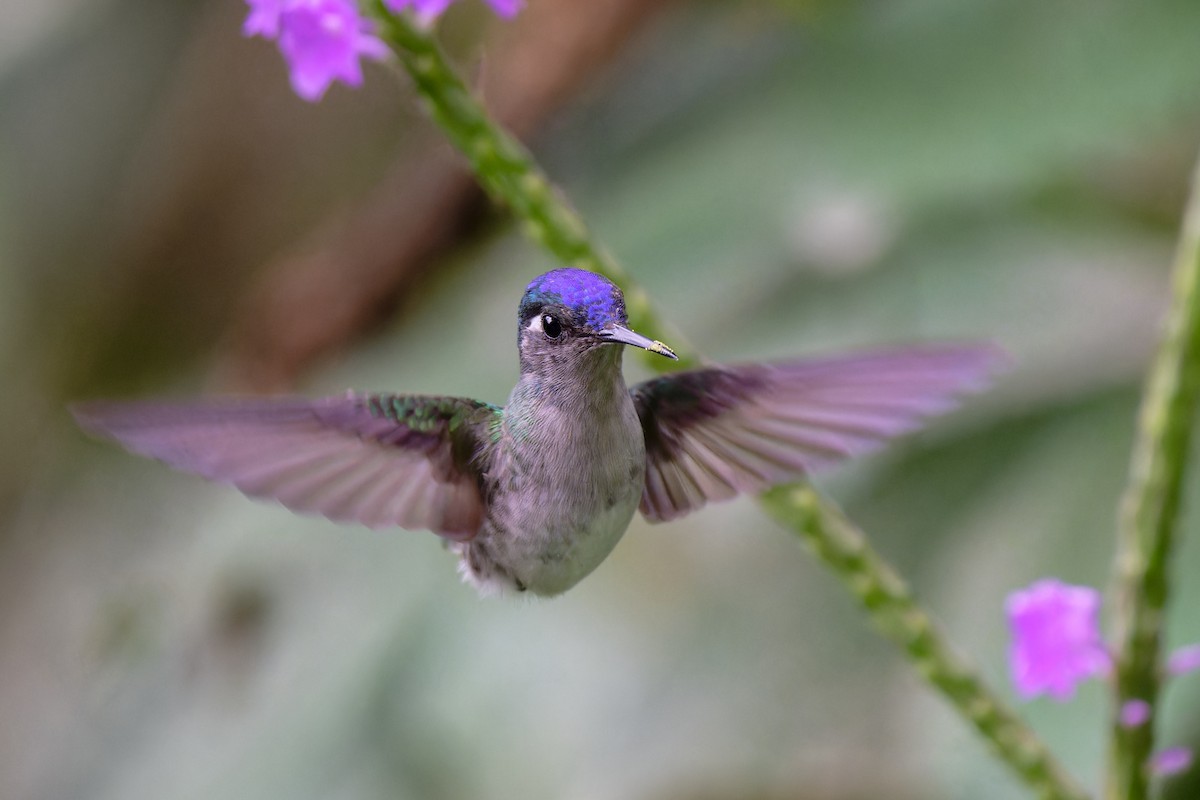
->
[4,0,1200,798]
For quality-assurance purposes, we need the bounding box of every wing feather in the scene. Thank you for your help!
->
[633,344,1002,522]
[72,394,499,540]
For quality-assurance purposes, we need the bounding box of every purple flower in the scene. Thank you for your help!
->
[1006,579,1111,701]
[483,0,522,17]
[1119,699,1152,727]
[1150,746,1193,778]
[383,0,523,22]
[243,0,388,102]
[243,0,285,37]
[1168,643,1200,676]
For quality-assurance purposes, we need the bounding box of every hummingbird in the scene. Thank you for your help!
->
[74,268,998,597]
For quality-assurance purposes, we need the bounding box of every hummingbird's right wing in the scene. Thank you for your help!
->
[73,394,501,541]
[630,344,1001,522]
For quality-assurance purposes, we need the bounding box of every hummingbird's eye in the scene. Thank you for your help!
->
[541,314,562,339]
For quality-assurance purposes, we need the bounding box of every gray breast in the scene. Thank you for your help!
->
[457,384,645,596]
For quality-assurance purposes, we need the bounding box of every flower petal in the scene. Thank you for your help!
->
[1119,699,1151,727]
[1006,578,1110,701]
[485,0,522,18]
[1168,643,1200,676]
[273,0,387,102]
[1150,747,1193,778]
[243,0,286,37]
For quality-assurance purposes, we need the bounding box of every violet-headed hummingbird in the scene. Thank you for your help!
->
[74,268,998,597]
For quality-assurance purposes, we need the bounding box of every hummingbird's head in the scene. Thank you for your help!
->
[516,268,677,375]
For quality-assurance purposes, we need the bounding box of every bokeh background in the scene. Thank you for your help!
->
[4,0,1200,798]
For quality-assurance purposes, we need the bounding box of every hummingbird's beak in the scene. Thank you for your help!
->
[598,324,679,360]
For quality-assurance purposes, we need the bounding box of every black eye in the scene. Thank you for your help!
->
[541,314,562,339]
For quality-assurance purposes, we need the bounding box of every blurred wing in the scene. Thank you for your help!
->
[72,393,501,540]
[632,344,1002,522]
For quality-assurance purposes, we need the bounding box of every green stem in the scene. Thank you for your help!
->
[760,484,1088,800]
[370,7,1089,799]
[1106,151,1200,800]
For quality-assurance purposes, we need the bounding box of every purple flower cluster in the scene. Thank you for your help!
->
[1007,578,1200,778]
[243,0,521,102]
[1007,579,1110,700]
[243,0,387,101]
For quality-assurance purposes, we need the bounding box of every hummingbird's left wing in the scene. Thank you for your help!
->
[73,394,500,540]
[630,344,1001,522]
